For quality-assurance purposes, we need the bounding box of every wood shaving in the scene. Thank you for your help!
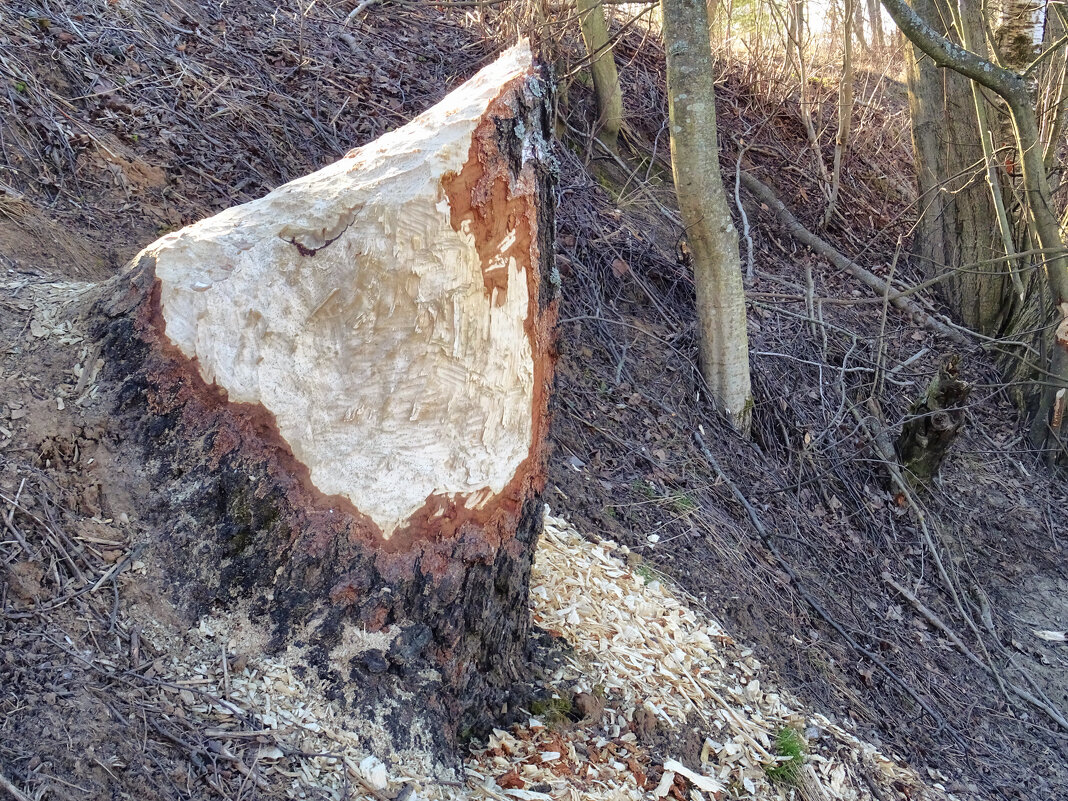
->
[140,508,950,801]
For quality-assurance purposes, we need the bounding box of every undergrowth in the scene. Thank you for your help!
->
[765,727,806,786]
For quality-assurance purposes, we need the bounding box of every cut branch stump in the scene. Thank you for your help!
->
[894,355,970,486]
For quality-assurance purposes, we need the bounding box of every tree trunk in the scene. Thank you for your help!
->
[86,44,557,752]
[867,0,885,51]
[996,0,1046,69]
[883,0,1068,451]
[904,0,1008,334]
[853,0,870,55]
[577,0,625,151]
[823,0,856,228]
[662,0,753,433]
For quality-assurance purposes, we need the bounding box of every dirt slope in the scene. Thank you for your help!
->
[1,3,1067,801]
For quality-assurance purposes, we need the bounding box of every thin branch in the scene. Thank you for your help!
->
[883,573,1068,731]
[0,772,32,801]
[693,431,958,741]
[738,170,971,345]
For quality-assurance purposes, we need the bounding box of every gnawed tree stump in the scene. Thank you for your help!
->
[89,44,556,753]
[895,355,970,486]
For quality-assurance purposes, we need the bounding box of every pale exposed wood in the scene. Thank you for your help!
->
[141,44,547,538]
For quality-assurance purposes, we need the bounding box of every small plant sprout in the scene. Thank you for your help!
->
[765,726,806,786]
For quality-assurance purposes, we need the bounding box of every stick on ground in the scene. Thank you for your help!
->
[738,170,970,345]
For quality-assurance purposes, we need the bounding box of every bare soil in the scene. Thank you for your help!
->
[2,3,1067,801]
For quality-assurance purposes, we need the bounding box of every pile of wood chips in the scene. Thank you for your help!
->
[151,510,949,801]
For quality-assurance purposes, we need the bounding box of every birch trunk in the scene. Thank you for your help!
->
[996,0,1047,68]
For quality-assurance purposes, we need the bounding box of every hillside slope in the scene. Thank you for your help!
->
[1,3,1066,801]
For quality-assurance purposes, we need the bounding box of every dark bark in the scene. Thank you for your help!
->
[895,355,971,485]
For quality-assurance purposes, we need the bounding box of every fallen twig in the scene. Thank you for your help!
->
[738,170,970,345]
[692,431,958,741]
[0,771,32,801]
[735,141,755,283]
[883,572,1068,732]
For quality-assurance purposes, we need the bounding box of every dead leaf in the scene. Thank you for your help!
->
[497,769,524,790]
[4,561,44,601]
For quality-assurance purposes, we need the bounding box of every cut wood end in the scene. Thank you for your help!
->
[133,42,553,540]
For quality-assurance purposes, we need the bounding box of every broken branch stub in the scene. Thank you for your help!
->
[91,43,556,744]
[894,355,970,486]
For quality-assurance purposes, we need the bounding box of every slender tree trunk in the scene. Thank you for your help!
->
[576,0,624,151]
[853,0,870,55]
[823,0,856,227]
[662,0,753,432]
[784,0,799,69]
[867,0,885,51]
[784,0,833,190]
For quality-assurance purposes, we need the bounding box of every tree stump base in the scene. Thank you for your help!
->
[895,355,970,486]
[85,43,557,759]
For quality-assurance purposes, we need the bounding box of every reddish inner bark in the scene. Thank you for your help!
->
[135,74,555,564]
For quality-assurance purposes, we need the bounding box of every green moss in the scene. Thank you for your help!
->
[634,563,657,585]
[668,490,697,514]
[765,727,806,786]
[630,478,658,500]
[530,694,573,727]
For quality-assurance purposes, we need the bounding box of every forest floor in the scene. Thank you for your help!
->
[1,2,1067,801]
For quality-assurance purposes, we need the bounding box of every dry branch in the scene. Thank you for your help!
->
[738,170,971,345]
[0,771,32,801]
[883,572,1068,731]
[692,432,956,740]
